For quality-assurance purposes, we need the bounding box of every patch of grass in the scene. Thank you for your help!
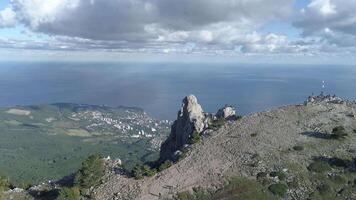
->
[57,187,80,200]
[329,174,347,184]
[189,131,201,145]
[268,183,288,196]
[174,177,274,200]
[212,177,274,200]
[330,126,348,139]
[74,154,105,189]
[269,171,286,181]
[307,160,331,173]
[293,145,304,151]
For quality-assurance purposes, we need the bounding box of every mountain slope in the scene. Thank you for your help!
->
[94,95,356,200]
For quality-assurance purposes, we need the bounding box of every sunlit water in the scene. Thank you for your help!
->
[0,62,355,119]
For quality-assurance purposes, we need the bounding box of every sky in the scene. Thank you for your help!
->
[1,0,356,64]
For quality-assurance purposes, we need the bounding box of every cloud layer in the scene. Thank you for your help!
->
[1,0,356,57]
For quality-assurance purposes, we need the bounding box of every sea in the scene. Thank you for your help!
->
[0,61,355,120]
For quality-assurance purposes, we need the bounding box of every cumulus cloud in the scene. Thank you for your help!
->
[6,0,294,40]
[294,0,356,49]
[0,0,298,53]
[0,7,17,27]
[1,0,356,56]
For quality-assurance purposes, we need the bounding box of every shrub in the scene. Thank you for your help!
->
[175,191,196,200]
[330,126,348,139]
[189,131,201,144]
[256,172,267,180]
[317,183,331,195]
[132,164,156,180]
[307,160,331,173]
[158,160,173,172]
[74,154,105,189]
[209,119,226,129]
[57,187,80,200]
[287,179,299,188]
[269,171,286,181]
[250,133,258,137]
[293,145,304,151]
[353,129,356,134]
[0,173,9,191]
[268,183,288,196]
[177,149,189,161]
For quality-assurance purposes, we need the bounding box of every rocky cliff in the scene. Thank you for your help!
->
[159,95,236,161]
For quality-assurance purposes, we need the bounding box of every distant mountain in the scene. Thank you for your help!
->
[0,103,171,184]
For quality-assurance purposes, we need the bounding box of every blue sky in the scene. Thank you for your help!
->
[0,0,356,64]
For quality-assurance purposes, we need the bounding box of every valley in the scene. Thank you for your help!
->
[0,103,171,184]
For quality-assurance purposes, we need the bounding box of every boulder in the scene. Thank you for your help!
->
[160,95,208,161]
[216,105,236,119]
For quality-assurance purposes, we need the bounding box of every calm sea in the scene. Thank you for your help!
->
[0,62,355,119]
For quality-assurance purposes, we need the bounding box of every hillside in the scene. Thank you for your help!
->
[93,94,356,200]
[0,103,170,184]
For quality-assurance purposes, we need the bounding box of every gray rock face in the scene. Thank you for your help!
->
[216,106,236,119]
[160,95,207,160]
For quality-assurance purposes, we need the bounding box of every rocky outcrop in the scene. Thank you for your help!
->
[305,92,344,105]
[160,95,208,161]
[216,105,236,120]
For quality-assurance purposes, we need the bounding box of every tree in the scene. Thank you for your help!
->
[74,154,105,189]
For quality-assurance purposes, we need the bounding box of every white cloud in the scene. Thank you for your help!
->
[295,0,356,42]
[0,7,17,27]
[0,0,294,46]
[1,0,356,57]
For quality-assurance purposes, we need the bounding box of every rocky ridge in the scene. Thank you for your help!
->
[93,93,356,200]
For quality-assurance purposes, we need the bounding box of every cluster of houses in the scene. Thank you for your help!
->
[69,109,171,139]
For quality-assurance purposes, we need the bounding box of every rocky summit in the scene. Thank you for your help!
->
[160,95,237,161]
[160,95,208,161]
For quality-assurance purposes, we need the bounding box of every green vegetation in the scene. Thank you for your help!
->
[57,187,80,200]
[0,104,170,184]
[158,160,173,172]
[269,171,286,181]
[308,160,332,173]
[250,133,258,137]
[209,119,226,130]
[330,126,348,139]
[174,177,274,200]
[268,183,288,196]
[353,129,356,134]
[0,172,9,192]
[293,145,304,151]
[74,154,105,189]
[189,131,201,144]
[132,164,156,180]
